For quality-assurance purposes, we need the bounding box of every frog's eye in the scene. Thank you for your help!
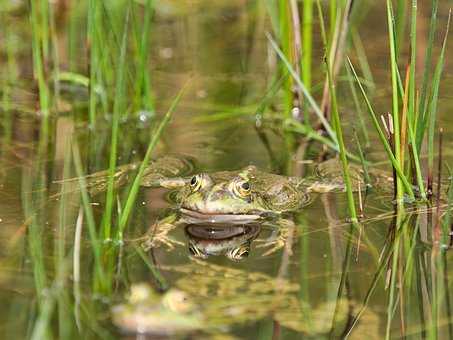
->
[233,180,251,198]
[227,245,250,261]
[189,174,212,192]
[189,175,202,191]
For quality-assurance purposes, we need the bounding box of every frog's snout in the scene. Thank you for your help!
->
[205,184,231,203]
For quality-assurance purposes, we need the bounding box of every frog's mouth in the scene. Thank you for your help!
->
[180,208,262,224]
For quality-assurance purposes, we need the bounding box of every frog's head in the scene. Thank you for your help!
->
[177,167,270,223]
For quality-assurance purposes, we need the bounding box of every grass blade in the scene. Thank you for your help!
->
[117,83,188,236]
[347,57,415,199]
[267,34,338,145]
[426,11,451,194]
[103,8,130,240]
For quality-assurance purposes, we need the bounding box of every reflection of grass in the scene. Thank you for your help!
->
[269,0,450,204]
[18,0,183,336]
[268,1,453,338]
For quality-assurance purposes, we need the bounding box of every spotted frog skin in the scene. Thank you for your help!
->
[80,155,377,220]
[112,260,360,336]
[174,166,310,222]
[159,158,377,222]
[80,156,382,255]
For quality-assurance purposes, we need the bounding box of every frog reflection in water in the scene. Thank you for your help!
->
[185,224,261,260]
[112,259,362,336]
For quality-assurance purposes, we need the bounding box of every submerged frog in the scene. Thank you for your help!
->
[112,259,358,337]
[111,283,203,335]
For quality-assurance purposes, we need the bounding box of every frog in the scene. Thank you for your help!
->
[140,157,379,254]
[74,155,387,254]
[112,259,359,337]
[111,283,203,336]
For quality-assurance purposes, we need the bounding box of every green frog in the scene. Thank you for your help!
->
[141,157,380,253]
[145,158,372,220]
[81,155,375,216]
[111,283,203,336]
[78,155,386,253]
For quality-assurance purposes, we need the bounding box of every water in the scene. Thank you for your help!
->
[0,0,453,339]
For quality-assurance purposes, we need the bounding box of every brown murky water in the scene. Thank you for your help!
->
[0,1,453,339]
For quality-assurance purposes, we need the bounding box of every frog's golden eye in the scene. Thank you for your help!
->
[189,175,202,191]
[233,180,251,197]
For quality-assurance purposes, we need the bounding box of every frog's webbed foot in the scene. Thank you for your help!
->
[255,220,292,256]
[141,215,184,251]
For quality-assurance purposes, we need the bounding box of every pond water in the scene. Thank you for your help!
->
[0,0,453,339]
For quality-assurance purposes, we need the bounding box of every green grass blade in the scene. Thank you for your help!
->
[347,58,415,199]
[426,12,451,191]
[351,28,375,92]
[103,8,130,240]
[118,83,188,236]
[386,0,403,201]
[267,34,338,145]
[302,0,313,89]
[72,142,106,285]
[417,0,438,149]
[87,0,98,127]
[135,0,154,111]
[325,58,357,221]
[346,64,370,146]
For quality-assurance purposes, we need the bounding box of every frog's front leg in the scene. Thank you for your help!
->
[142,213,185,251]
[255,218,295,256]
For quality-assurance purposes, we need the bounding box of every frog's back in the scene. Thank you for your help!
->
[245,167,310,212]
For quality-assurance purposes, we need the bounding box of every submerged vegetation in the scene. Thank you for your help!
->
[0,0,452,338]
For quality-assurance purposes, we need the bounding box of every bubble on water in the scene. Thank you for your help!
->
[136,110,154,127]
[255,113,262,128]
[139,112,149,122]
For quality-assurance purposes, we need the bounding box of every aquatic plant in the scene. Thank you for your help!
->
[0,0,452,338]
